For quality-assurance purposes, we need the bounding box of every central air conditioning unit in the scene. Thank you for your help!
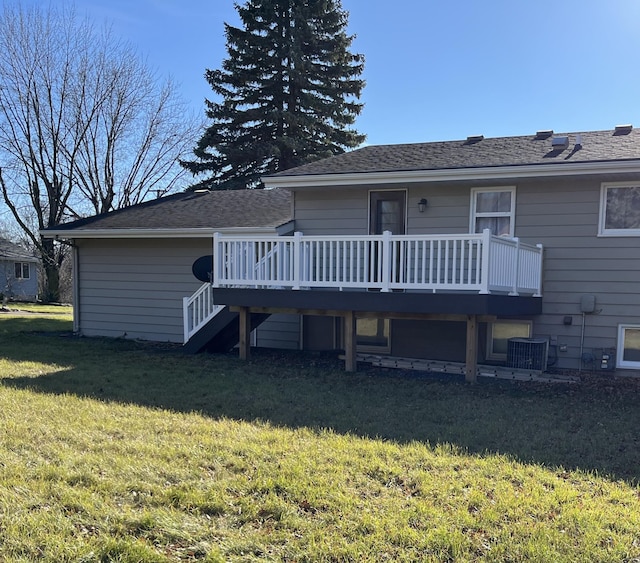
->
[507,338,549,371]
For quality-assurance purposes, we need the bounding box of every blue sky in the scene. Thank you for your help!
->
[63,0,640,145]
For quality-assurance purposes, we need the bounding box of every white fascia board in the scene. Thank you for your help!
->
[262,160,640,189]
[0,255,39,263]
[41,227,280,240]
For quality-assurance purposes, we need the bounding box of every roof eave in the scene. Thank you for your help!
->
[0,255,39,262]
[262,160,640,189]
[41,226,283,240]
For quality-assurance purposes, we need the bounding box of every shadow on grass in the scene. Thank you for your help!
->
[2,316,640,484]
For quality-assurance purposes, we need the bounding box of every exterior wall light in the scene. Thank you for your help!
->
[418,198,428,213]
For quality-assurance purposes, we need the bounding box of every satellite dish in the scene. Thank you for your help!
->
[192,255,214,282]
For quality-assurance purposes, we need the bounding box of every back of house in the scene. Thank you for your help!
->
[45,126,640,375]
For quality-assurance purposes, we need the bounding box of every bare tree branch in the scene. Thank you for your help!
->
[0,3,199,300]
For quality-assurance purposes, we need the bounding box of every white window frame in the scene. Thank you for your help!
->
[486,320,532,361]
[617,324,640,369]
[14,262,30,280]
[598,182,640,237]
[469,187,516,237]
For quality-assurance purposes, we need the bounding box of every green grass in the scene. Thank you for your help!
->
[1,301,73,315]
[1,312,640,561]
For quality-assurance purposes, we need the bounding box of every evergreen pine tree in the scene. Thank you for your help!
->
[182,0,365,190]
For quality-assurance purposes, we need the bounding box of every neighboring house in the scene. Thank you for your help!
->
[0,238,39,301]
[45,126,640,378]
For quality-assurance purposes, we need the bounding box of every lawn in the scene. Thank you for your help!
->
[1,308,640,562]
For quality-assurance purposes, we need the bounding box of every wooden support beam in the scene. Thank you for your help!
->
[356,312,497,323]
[230,306,349,317]
[238,306,250,361]
[229,305,496,324]
[465,314,478,383]
[343,311,357,372]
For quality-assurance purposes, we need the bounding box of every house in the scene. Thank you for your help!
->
[45,126,640,380]
[0,238,39,301]
[43,188,298,348]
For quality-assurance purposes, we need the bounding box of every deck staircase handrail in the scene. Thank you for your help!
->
[183,282,223,344]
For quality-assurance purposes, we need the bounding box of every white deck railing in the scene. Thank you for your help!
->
[212,229,543,296]
[183,282,225,344]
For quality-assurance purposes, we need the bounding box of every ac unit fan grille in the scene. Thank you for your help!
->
[507,338,548,371]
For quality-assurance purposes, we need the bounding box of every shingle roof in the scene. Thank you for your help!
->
[0,238,37,261]
[46,188,292,233]
[268,128,640,177]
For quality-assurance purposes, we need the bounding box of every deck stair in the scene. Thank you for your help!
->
[183,306,270,354]
[183,282,270,353]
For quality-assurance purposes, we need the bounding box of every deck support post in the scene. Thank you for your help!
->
[465,314,478,383]
[343,310,357,372]
[238,306,250,361]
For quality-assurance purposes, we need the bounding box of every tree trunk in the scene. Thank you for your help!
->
[40,237,60,303]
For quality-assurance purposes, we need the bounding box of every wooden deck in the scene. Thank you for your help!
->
[184,230,545,383]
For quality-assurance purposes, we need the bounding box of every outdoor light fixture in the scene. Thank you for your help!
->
[418,198,428,213]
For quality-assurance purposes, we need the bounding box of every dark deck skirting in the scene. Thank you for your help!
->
[211,288,542,317]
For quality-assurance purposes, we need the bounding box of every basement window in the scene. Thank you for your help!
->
[599,182,640,236]
[356,318,391,353]
[617,325,640,369]
[470,187,516,237]
[487,320,532,361]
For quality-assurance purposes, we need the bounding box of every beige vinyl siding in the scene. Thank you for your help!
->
[77,238,210,342]
[514,177,640,369]
[406,183,469,235]
[255,314,300,350]
[293,184,470,236]
[293,188,368,235]
[77,238,302,350]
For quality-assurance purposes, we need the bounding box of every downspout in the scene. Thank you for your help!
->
[579,312,586,372]
[72,243,80,333]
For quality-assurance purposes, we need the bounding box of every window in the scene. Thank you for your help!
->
[470,187,516,237]
[599,182,640,236]
[14,262,30,280]
[487,320,531,361]
[617,325,640,369]
[356,318,391,353]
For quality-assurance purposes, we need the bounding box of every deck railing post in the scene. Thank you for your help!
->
[182,296,190,344]
[381,230,392,292]
[509,237,520,296]
[534,243,544,297]
[248,239,256,283]
[479,229,491,294]
[212,232,221,287]
[293,231,302,290]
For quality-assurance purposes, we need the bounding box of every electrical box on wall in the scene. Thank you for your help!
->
[595,348,616,371]
[580,295,596,314]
